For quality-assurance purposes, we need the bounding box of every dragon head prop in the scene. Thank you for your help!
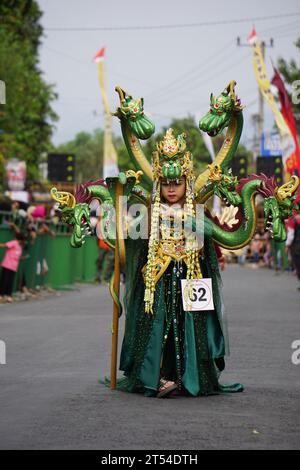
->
[207,164,241,206]
[208,166,299,243]
[199,80,243,137]
[115,86,155,140]
[152,128,194,182]
[50,185,96,248]
[263,175,299,241]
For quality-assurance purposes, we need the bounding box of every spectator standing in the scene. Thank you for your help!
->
[237,245,248,266]
[262,231,272,268]
[0,233,25,302]
[250,234,262,264]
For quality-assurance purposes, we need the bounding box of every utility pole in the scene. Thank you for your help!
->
[236,37,274,156]
[94,49,119,180]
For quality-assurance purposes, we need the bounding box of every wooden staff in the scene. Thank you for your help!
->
[110,181,123,389]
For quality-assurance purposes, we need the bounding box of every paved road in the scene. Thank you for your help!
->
[0,266,299,450]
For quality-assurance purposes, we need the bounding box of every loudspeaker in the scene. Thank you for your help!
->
[256,156,283,185]
[231,156,248,178]
[48,153,75,182]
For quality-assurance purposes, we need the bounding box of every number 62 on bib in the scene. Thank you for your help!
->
[181,278,214,312]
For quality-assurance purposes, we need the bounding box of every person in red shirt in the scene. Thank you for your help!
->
[0,232,25,303]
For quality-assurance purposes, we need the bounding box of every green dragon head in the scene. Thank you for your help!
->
[263,176,299,242]
[50,188,93,248]
[264,197,287,241]
[61,203,93,248]
[207,164,242,206]
[199,80,243,137]
[115,86,155,140]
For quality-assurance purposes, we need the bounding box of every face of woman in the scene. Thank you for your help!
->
[161,177,186,205]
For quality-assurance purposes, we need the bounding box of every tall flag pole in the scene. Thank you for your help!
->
[248,27,296,177]
[93,47,119,179]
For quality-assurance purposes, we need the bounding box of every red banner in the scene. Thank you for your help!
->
[271,67,300,176]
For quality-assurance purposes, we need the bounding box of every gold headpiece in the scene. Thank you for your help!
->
[152,128,194,181]
[157,128,186,158]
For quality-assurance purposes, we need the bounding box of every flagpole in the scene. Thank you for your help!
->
[258,42,265,146]
[237,30,273,158]
[95,53,118,179]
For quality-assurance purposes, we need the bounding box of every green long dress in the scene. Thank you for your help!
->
[113,219,244,397]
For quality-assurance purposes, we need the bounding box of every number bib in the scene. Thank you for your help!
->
[181,278,214,312]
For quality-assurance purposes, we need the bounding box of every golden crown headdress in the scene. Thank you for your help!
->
[152,128,194,182]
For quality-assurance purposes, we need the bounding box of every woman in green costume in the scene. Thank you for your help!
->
[51,84,299,398]
[117,128,243,398]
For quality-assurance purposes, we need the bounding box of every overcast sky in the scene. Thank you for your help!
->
[38,0,300,148]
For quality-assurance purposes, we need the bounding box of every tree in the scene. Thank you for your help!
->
[0,0,57,185]
[277,37,300,133]
[56,130,104,182]
[55,129,133,183]
[0,0,43,52]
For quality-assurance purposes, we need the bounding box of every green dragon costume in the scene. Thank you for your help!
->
[51,81,299,397]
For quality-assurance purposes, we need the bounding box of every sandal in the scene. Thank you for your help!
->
[157,379,177,398]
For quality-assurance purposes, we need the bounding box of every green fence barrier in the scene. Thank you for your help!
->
[73,245,84,283]
[0,213,100,291]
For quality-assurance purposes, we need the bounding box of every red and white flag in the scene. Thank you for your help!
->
[247,26,257,45]
[93,47,105,63]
